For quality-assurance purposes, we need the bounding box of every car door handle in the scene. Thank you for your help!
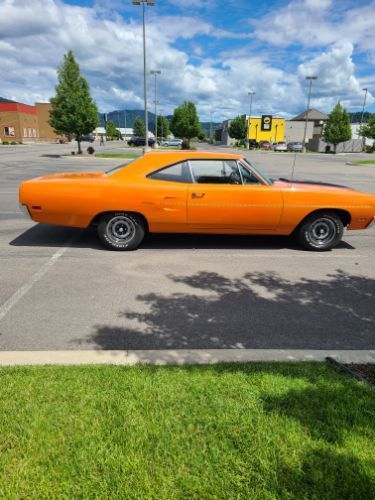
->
[192,192,205,199]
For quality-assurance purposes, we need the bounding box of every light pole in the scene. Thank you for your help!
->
[123,109,127,143]
[210,111,214,142]
[132,0,155,151]
[159,108,164,141]
[247,91,255,148]
[358,88,368,139]
[151,69,161,145]
[302,76,317,152]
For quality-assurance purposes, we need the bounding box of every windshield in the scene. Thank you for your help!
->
[105,159,138,176]
[243,157,273,185]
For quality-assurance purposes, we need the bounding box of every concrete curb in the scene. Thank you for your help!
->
[0,350,374,366]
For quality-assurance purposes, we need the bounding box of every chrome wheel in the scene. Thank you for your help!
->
[309,218,336,247]
[298,211,344,251]
[98,212,146,251]
[106,216,136,244]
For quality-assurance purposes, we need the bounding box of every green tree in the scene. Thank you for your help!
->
[197,129,207,141]
[323,102,352,153]
[170,101,201,148]
[228,115,247,144]
[359,114,375,150]
[49,50,99,154]
[133,116,146,137]
[106,120,119,140]
[156,115,170,139]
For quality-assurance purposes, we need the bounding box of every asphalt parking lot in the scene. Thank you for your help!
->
[0,142,374,354]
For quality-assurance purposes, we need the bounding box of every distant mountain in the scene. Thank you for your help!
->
[99,110,158,130]
[200,121,221,135]
[348,111,372,123]
[99,109,222,134]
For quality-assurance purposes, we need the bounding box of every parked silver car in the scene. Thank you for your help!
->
[161,138,183,147]
[272,141,287,151]
[287,141,303,152]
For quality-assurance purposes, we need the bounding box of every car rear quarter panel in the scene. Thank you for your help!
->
[20,178,107,227]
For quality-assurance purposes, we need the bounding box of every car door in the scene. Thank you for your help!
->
[141,161,191,230]
[187,159,283,230]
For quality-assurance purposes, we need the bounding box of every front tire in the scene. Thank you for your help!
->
[298,212,344,251]
[97,212,145,251]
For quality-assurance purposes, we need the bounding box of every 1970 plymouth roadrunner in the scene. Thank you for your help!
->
[19,151,375,251]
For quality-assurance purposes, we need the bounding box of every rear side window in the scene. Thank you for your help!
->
[148,161,192,183]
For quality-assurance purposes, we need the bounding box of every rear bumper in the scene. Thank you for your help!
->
[19,204,32,220]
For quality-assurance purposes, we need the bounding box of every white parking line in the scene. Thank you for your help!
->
[0,234,79,322]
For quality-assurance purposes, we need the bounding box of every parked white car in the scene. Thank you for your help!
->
[272,141,288,151]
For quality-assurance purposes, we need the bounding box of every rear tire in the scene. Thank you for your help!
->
[97,212,145,251]
[298,212,344,251]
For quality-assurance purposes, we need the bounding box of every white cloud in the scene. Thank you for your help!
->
[0,0,372,122]
[298,43,374,109]
[252,0,375,57]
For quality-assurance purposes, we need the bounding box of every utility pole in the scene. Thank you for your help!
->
[150,69,161,145]
[132,0,155,152]
[247,91,255,148]
[358,88,368,139]
[210,111,214,142]
[302,76,317,153]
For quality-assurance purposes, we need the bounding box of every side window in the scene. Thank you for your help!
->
[238,162,262,185]
[190,160,242,184]
[149,161,192,183]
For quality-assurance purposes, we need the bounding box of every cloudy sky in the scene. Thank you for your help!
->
[0,0,374,120]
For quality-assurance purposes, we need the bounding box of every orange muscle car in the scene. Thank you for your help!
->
[19,151,375,251]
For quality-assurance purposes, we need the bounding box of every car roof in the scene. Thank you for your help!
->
[111,150,244,178]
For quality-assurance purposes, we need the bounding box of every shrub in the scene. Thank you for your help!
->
[87,146,95,155]
[11,141,17,145]
[2,141,9,145]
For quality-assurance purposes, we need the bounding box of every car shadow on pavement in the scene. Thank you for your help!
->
[73,269,375,350]
[9,224,105,250]
[9,224,355,251]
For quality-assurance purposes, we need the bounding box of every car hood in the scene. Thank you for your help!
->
[276,179,354,191]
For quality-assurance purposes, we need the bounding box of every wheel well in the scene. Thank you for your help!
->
[90,211,149,232]
[296,208,351,230]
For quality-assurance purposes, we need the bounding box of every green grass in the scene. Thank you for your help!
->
[352,160,375,165]
[95,152,140,159]
[0,362,374,498]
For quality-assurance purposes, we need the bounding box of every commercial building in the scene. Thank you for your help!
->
[0,98,39,143]
[0,97,62,143]
[248,116,285,143]
[219,115,286,146]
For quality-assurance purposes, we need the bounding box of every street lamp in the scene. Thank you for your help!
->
[132,0,155,151]
[302,76,317,153]
[159,108,164,141]
[151,69,161,145]
[247,91,255,148]
[358,88,368,140]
